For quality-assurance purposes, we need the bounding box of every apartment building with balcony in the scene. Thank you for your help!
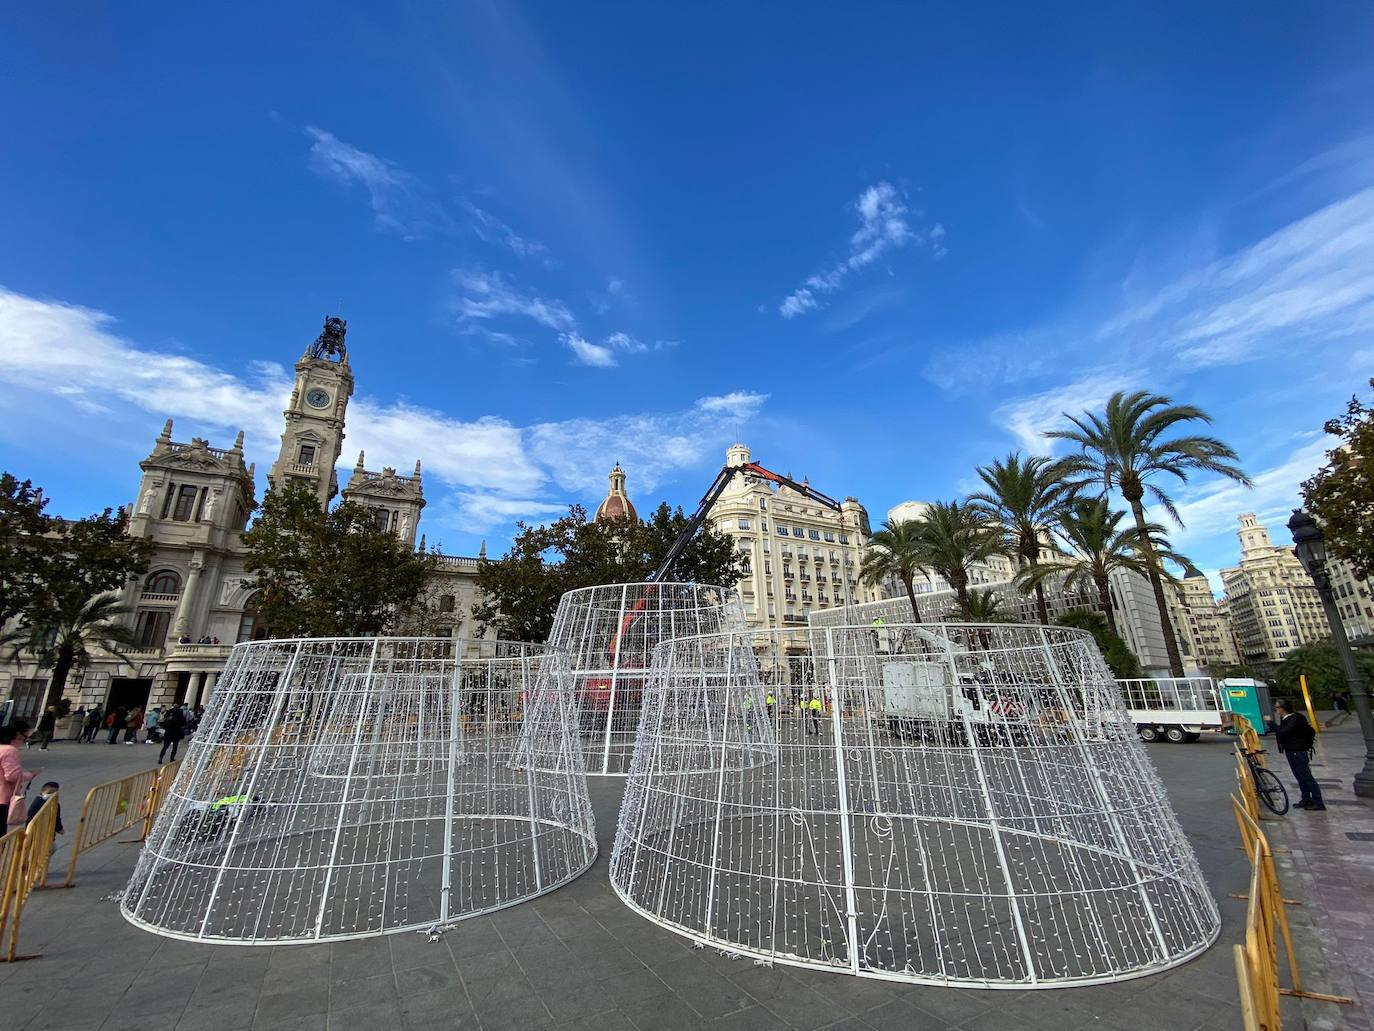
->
[707,443,873,645]
[1221,513,1328,668]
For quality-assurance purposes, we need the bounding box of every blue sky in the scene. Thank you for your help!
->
[2,3,1372,588]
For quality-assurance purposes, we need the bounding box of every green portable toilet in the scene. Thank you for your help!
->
[1220,678,1273,735]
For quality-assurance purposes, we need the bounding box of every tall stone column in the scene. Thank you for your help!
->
[172,553,205,639]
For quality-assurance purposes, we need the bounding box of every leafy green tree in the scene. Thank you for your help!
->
[859,519,930,622]
[1302,378,1374,579]
[1018,497,1184,637]
[243,481,436,637]
[12,593,143,712]
[908,500,1004,618]
[473,502,747,642]
[969,453,1075,624]
[0,473,51,628]
[1056,608,1143,679]
[1271,640,1374,709]
[1049,390,1250,677]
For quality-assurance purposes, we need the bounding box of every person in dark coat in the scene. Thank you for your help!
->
[31,707,57,751]
[158,706,186,764]
[82,708,103,743]
[26,781,62,834]
[1273,699,1324,811]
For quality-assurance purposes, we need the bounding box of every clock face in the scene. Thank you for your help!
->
[305,388,331,410]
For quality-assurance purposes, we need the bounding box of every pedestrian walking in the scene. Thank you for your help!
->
[806,692,822,735]
[124,707,144,744]
[144,707,161,744]
[31,706,58,751]
[0,720,39,830]
[1327,693,1352,728]
[158,705,187,764]
[82,707,103,742]
[107,707,127,744]
[1273,699,1325,812]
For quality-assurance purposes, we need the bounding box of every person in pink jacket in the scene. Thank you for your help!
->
[0,719,39,832]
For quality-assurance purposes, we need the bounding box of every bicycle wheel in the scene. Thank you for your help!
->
[1253,765,1289,815]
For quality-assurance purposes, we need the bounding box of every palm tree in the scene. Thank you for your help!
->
[859,519,929,622]
[964,589,1010,623]
[910,500,1005,618]
[969,453,1075,625]
[11,593,141,712]
[1019,497,1188,636]
[1048,390,1250,676]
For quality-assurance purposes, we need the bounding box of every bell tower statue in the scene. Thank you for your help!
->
[268,316,355,510]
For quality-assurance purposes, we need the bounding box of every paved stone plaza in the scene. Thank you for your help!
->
[0,724,1369,1031]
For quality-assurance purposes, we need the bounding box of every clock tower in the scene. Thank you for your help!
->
[267,316,355,510]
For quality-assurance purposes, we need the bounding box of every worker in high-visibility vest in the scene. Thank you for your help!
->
[806,693,822,735]
[765,692,776,721]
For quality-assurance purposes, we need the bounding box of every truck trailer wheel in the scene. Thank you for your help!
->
[1164,726,1188,744]
[1138,726,1160,742]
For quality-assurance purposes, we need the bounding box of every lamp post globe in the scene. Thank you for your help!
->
[1288,508,1374,798]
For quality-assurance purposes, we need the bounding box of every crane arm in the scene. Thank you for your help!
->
[647,460,843,583]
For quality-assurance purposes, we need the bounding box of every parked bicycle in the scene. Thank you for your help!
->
[1240,747,1289,815]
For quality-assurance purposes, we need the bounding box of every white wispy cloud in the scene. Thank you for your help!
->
[0,287,760,538]
[779,182,943,319]
[929,184,1374,397]
[451,269,577,332]
[1146,436,1333,554]
[464,202,551,262]
[560,331,670,368]
[992,373,1134,454]
[304,126,444,237]
[563,334,617,367]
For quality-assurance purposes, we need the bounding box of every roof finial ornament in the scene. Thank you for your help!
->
[355,450,365,469]
[414,459,422,479]
[159,418,173,440]
[306,315,349,363]
[233,430,245,451]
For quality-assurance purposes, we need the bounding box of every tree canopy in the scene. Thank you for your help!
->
[1049,390,1250,676]
[1055,608,1143,679]
[242,481,436,637]
[1270,640,1374,709]
[473,502,747,642]
[1302,378,1374,581]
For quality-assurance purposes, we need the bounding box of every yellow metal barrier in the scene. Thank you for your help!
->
[1230,794,1351,1030]
[1232,714,1266,762]
[0,793,61,962]
[62,760,180,888]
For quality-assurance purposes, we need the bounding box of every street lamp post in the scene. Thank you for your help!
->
[1288,508,1374,798]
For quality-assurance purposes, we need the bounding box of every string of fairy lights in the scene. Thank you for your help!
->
[121,638,597,944]
[609,622,1219,988]
[545,583,747,776]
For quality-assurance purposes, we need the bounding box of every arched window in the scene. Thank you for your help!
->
[145,570,182,595]
[237,593,270,643]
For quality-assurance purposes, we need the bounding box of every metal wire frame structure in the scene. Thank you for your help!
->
[121,638,596,945]
[545,582,746,776]
[610,622,1220,988]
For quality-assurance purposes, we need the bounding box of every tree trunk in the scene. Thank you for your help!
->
[1094,572,1117,635]
[952,571,971,619]
[901,575,922,623]
[43,649,74,714]
[1128,499,1185,677]
[1026,548,1050,625]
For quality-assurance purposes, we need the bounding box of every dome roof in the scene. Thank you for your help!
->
[594,463,638,522]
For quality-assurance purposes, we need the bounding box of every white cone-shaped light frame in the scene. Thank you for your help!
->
[122,638,595,944]
[611,623,1219,988]
[546,582,745,776]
